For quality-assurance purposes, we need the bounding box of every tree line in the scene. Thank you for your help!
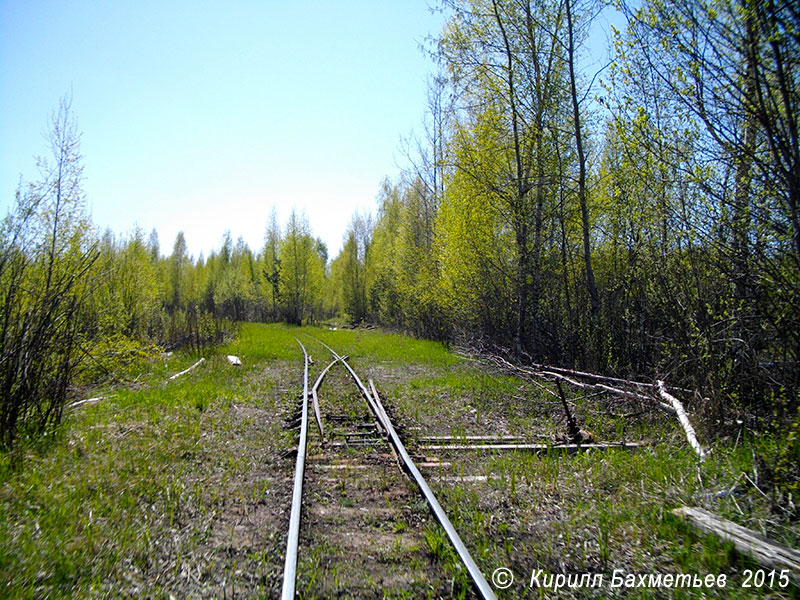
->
[0,99,333,448]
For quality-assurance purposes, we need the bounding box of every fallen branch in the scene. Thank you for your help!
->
[657,380,707,460]
[528,361,694,395]
[67,395,109,409]
[488,355,559,397]
[486,353,714,457]
[671,507,800,581]
[595,382,671,410]
[169,357,206,381]
[493,354,674,411]
[555,379,582,440]
[488,354,687,406]
[538,369,663,406]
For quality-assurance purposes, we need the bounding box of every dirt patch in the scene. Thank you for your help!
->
[115,359,302,599]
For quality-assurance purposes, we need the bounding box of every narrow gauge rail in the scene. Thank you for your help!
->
[281,339,309,600]
[280,336,497,599]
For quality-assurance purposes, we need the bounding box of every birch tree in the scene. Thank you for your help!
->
[436,0,570,357]
[279,210,323,325]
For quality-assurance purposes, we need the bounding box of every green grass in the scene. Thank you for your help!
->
[304,324,460,366]
[1,323,797,599]
[0,349,288,598]
[219,322,308,361]
[429,440,798,598]
[216,321,459,367]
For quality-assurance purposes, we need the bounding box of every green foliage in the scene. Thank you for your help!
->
[258,206,282,321]
[436,148,515,339]
[0,97,97,449]
[338,211,371,324]
[364,177,449,339]
[598,0,800,413]
[774,405,800,497]
[77,334,162,384]
[92,227,160,340]
[322,0,800,435]
[366,180,404,326]
[278,210,325,325]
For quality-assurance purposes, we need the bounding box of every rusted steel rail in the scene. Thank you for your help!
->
[309,338,383,427]
[421,441,647,453]
[310,356,344,441]
[307,335,497,600]
[367,380,497,600]
[281,339,309,600]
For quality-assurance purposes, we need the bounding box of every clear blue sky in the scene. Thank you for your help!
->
[1,0,445,259]
[1,1,622,261]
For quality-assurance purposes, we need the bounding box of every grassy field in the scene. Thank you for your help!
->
[1,323,797,598]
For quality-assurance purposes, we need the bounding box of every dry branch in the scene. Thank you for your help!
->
[528,361,694,394]
[67,395,108,409]
[168,357,205,381]
[484,353,714,457]
[489,354,689,407]
[491,354,674,411]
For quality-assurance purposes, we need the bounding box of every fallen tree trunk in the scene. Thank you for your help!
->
[486,353,714,457]
[487,353,694,394]
[671,507,800,582]
[491,354,674,411]
[657,380,707,460]
[543,369,673,410]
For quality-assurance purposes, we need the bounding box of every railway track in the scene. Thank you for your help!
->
[280,336,497,599]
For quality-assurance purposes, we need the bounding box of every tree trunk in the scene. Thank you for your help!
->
[566,0,599,320]
[493,0,530,357]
